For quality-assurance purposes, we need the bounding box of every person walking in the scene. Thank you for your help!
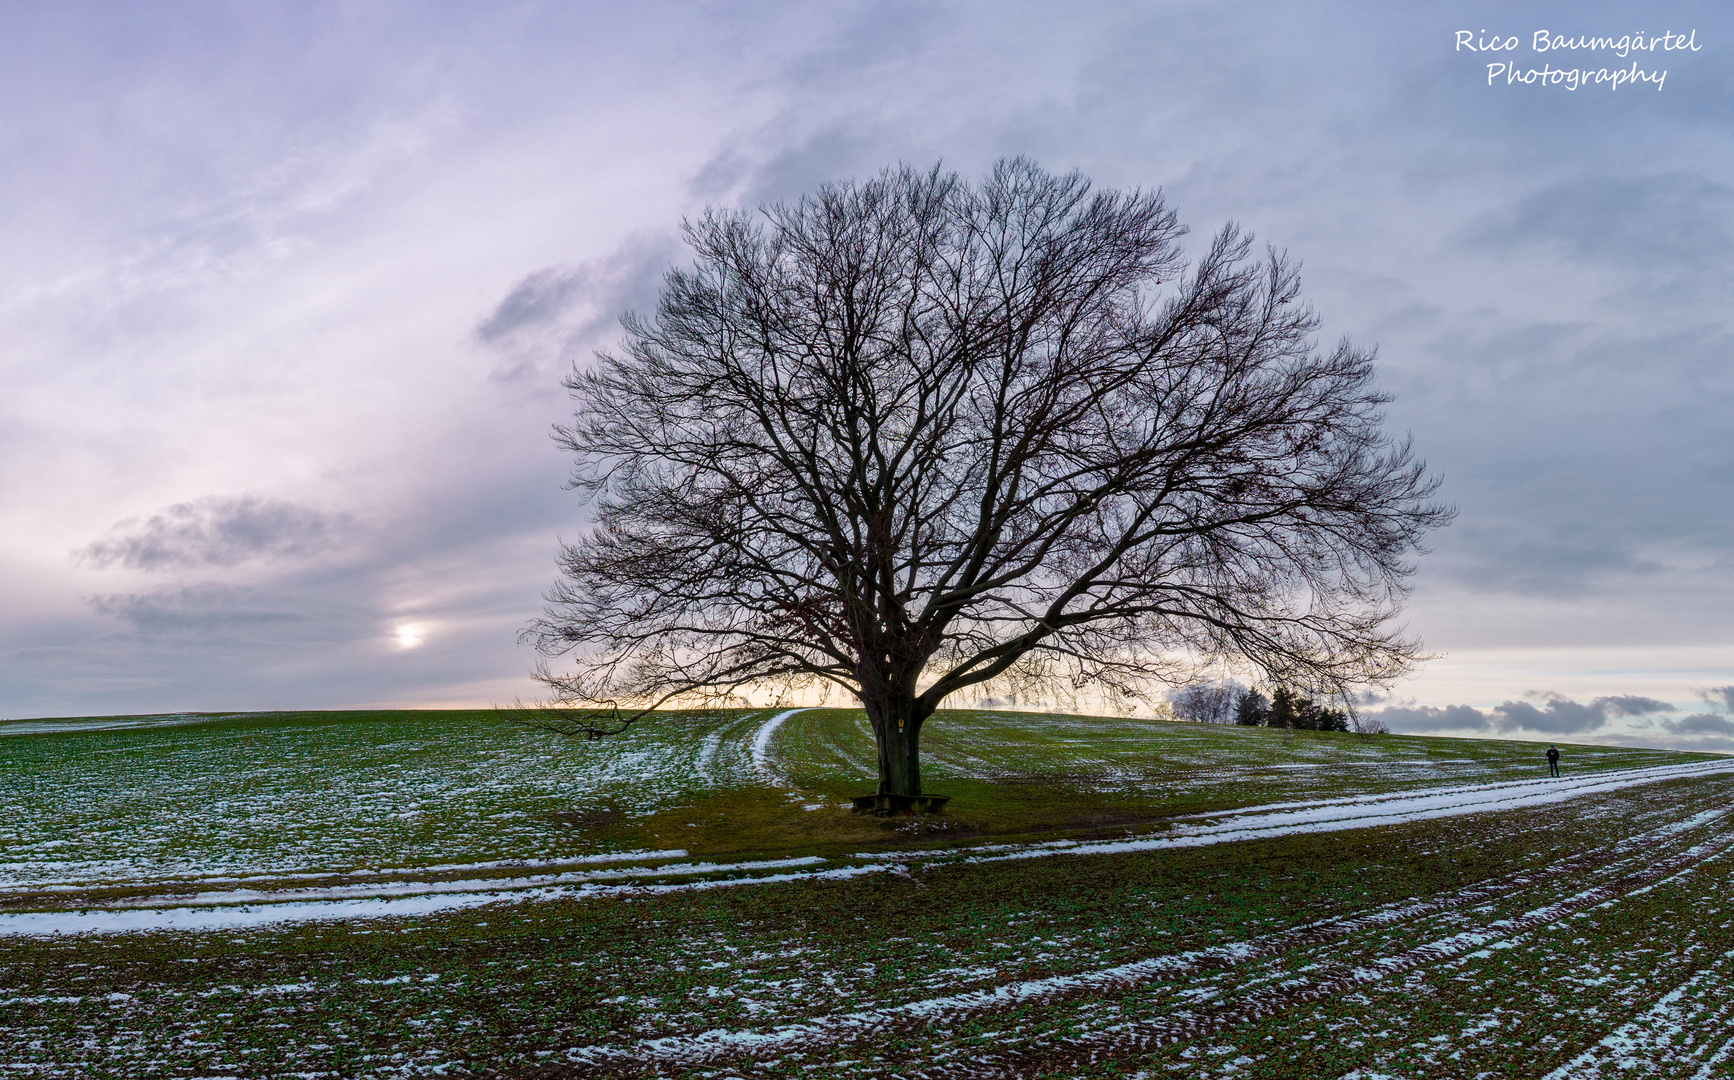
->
[1546,744,1561,778]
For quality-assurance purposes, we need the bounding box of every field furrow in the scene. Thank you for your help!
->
[3,708,1729,1078]
[547,802,1734,1074]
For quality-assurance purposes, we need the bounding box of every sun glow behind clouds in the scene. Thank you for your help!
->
[0,3,1730,720]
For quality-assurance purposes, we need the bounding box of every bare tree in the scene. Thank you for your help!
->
[1168,682,1244,724]
[523,159,1450,799]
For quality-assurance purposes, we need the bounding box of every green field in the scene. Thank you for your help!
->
[3,709,1732,1077]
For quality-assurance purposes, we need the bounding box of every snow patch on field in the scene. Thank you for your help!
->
[1538,946,1734,1078]
[845,760,1734,865]
[0,862,891,936]
[562,808,1734,1071]
[11,760,1730,937]
[0,711,770,891]
[751,708,811,784]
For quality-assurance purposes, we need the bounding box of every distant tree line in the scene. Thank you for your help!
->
[1169,682,1353,732]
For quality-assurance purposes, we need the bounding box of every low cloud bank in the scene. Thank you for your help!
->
[1365,687,1734,753]
[1662,712,1734,737]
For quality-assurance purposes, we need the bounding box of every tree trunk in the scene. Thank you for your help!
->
[862,693,932,797]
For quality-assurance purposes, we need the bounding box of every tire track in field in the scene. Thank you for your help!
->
[751,708,813,785]
[1339,850,1734,1080]
[537,806,1734,1076]
[11,761,1722,937]
[1533,948,1734,1079]
[933,828,1734,1079]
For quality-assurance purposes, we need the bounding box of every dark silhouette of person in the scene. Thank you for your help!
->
[1546,744,1561,778]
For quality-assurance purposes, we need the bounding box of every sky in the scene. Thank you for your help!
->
[2,1,1730,750]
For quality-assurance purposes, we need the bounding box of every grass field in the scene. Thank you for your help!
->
[3,708,1732,1077]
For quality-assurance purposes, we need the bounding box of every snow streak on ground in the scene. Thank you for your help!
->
[1534,948,1734,1079]
[956,758,1734,862]
[531,806,1733,1071]
[2,707,1687,898]
[0,709,767,890]
[6,759,1729,936]
[6,708,1734,1077]
[553,796,1734,1077]
[798,709,1685,799]
[3,707,1627,906]
[751,708,813,785]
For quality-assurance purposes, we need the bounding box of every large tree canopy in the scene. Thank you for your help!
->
[524,159,1450,797]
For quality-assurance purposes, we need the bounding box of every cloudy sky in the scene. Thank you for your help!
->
[2,1,1730,749]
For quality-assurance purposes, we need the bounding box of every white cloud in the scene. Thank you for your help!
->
[1,1,1731,717]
